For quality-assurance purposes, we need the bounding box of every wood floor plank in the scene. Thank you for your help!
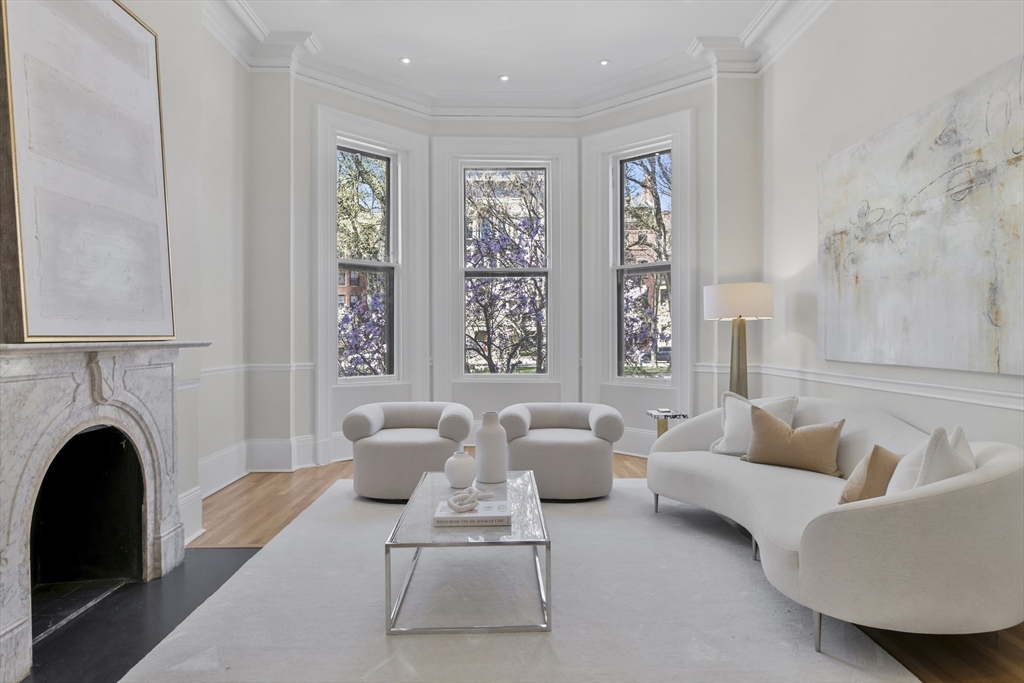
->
[187,452,1020,683]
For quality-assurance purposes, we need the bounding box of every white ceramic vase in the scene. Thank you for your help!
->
[475,411,507,483]
[444,450,476,489]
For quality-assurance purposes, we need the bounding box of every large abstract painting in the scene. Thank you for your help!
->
[0,0,174,341]
[818,55,1023,375]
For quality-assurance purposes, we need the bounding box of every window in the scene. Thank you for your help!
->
[463,168,548,374]
[617,150,672,378]
[336,146,394,376]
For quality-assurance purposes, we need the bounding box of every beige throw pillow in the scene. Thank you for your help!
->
[742,406,845,477]
[710,393,799,456]
[839,445,902,504]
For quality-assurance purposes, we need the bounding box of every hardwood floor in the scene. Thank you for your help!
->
[188,454,1022,683]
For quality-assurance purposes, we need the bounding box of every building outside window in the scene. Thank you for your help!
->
[336,146,395,376]
[617,150,672,378]
[463,168,548,374]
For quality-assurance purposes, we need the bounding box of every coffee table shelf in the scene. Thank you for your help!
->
[384,470,551,635]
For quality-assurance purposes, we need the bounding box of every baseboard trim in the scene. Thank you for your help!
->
[178,486,205,544]
[199,442,249,497]
[616,427,657,458]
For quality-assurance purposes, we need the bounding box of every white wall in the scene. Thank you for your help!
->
[759,0,1024,446]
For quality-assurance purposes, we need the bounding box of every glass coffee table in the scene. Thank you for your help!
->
[384,470,551,635]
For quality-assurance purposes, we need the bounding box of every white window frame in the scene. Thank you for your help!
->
[313,106,429,464]
[431,137,578,402]
[581,112,695,411]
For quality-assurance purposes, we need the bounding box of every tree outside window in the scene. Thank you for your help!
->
[336,147,395,377]
[618,151,672,379]
[463,168,548,374]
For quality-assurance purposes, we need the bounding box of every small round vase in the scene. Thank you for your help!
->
[444,450,476,488]
[475,411,508,484]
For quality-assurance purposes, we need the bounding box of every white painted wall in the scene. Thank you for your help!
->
[759,0,1024,446]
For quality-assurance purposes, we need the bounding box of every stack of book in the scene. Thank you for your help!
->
[433,500,511,527]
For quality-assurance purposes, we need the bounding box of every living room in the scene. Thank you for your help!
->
[0,1,1021,681]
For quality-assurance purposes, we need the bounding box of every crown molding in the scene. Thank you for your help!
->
[202,0,832,119]
[688,0,833,76]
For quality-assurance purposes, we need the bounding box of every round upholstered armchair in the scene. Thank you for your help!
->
[498,403,625,500]
[343,402,473,500]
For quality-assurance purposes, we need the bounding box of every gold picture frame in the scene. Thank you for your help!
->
[0,0,174,342]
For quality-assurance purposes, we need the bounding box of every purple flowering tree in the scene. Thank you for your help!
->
[464,169,548,373]
[338,271,390,376]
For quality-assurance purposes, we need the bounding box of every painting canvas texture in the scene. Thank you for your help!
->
[818,55,1023,375]
[0,0,173,340]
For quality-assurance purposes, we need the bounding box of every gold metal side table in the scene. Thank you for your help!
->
[646,409,688,437]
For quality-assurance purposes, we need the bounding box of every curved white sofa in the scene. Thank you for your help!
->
[343,402,473,500]
[647,397,1024,647]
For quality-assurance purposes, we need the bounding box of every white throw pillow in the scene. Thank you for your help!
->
[886,426,975,495]
[710,392,799,456]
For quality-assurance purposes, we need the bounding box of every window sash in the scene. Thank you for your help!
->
[337,145,392,264]
[616,265,671,378]
[337,262,395,377]
[618,149,671,267]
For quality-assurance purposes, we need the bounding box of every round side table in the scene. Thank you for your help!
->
[646,409,688,437]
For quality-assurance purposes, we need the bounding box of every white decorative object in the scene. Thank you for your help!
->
[818,54,1023,375]
[0,340,205,682]
[886,427,976,495]
[444,486,495,512]
[443,450,476,489]
[475,411,507,484]
[0,0,175,341]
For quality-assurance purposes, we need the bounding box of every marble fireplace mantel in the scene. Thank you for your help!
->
[0,339,208,682]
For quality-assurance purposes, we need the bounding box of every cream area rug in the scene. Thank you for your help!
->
[122,480,917,682]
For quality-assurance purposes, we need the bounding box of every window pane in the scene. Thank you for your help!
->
[337,147,389,262]
[465,276,547,374]
[338,266,393,376]
[621,151,672,265]
[619,270,671,378]
[464,169,546,268]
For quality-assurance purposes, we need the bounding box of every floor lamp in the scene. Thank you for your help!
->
[703,283,773,399]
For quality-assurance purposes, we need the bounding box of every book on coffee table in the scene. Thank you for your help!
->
[433,500,512,527]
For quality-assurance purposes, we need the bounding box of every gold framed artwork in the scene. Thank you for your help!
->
[0,0,174,342]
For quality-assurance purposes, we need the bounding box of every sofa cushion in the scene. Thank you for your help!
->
[711,392,798,456]
[839,445,901,504]
[743,406,844,477]
[647,450,846,600]
[887,426,975,495]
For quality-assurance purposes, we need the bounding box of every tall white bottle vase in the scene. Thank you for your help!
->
[475,411,508,483]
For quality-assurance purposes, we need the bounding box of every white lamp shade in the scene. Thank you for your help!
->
[704,282,773,320]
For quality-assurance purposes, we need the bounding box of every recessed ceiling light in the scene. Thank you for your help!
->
[399,57,411,64]
[599,59,610,66]
[498,75,510,81]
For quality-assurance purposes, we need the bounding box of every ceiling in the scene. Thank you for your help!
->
[204,0,830,117]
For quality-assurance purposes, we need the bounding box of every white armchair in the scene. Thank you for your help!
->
[343,402,473,500]
[499,403,625,500]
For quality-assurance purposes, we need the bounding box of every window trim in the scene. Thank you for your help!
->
[430,137,579,404]
[314,106,430,465]
[580,112,695,412]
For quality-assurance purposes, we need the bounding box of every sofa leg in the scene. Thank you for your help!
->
[654,493,659,513]
[813,611,821,653]
[752,538,760,562]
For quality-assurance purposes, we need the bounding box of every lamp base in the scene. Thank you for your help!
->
[730,317,748,398]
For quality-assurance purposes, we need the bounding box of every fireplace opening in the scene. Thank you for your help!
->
[30,425,144,642]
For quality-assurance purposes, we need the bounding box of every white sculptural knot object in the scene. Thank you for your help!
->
[447,486,495,513]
